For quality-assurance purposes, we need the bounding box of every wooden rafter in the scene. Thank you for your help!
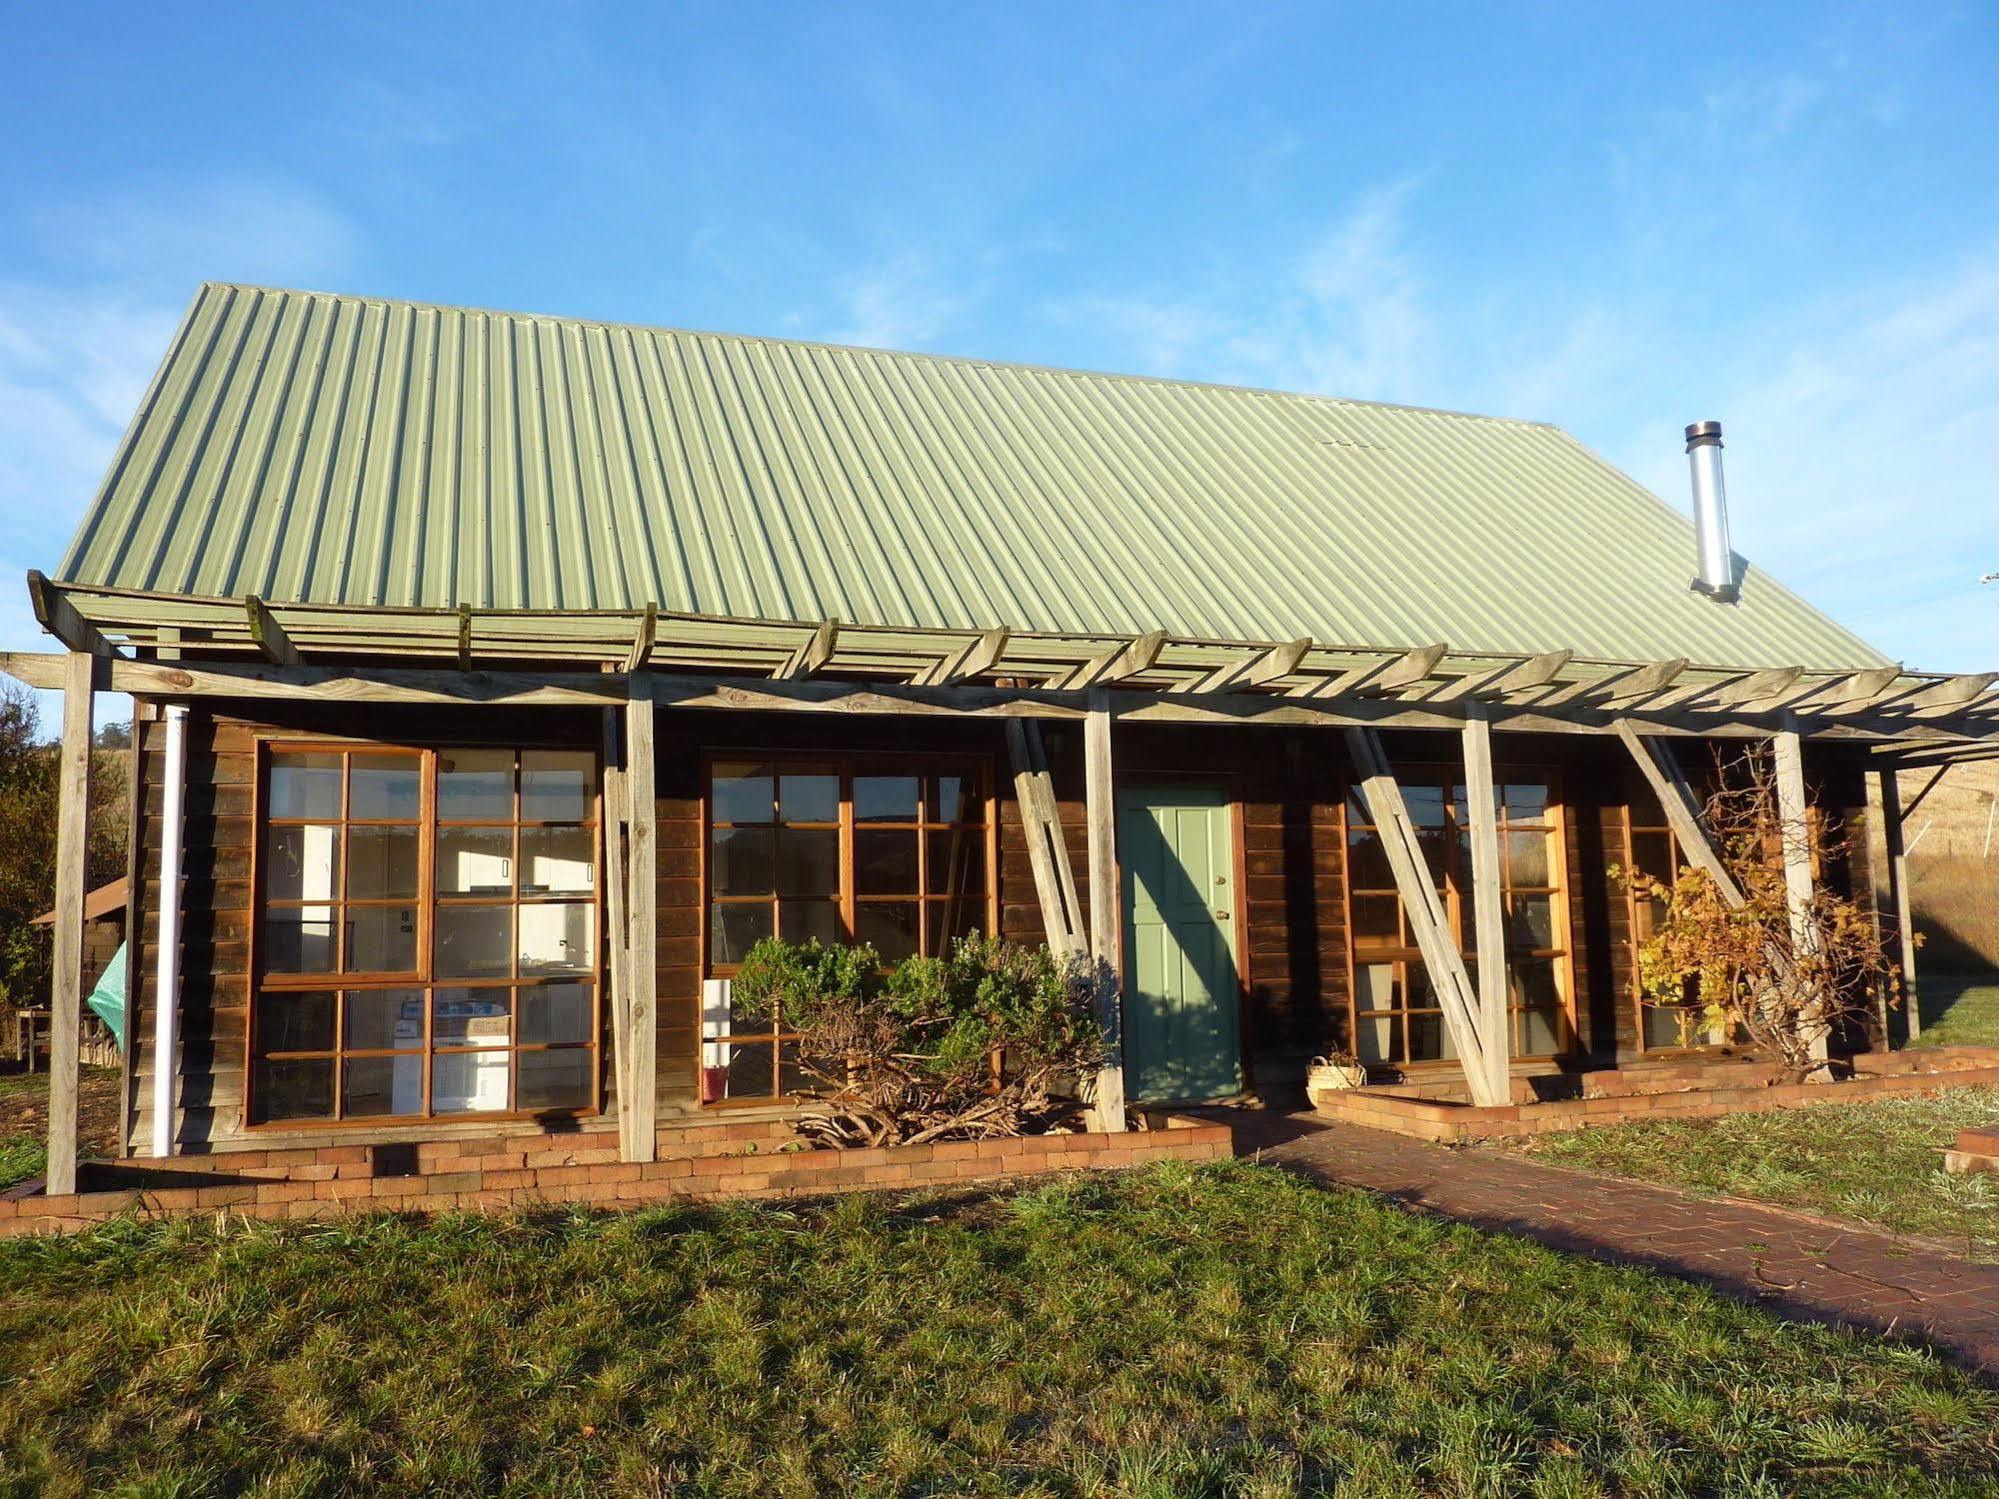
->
[1291,642,1447,700]
[27,571,113,657]
[623,603,658,674]
[1902,671,1999,719]
[1796,666,1901,712]
[1696,665,1805,710]
[243,595,301,666]
[1429,649,1572,703]
[455,605,473,671]
[1181,637,1310,695]
[911,626,1008,687]
[773,619,840,680]
[1044,630,1166,692]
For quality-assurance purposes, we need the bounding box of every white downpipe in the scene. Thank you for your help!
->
[152,704,188,1160]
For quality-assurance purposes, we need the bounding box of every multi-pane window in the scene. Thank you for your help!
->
[253,746,601,1124]
[703,756,992,1103]
[1625,783,1737,1050]
[1345,771,1573,1066]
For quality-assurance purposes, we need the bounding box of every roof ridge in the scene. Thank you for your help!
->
[194,280,1561,431]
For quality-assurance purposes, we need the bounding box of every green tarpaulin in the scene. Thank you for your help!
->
[87,942,126,1052]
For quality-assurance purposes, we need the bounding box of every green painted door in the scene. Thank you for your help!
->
[1118,785,1242,1101]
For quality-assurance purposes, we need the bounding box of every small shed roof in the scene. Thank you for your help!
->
[31,877,128,927]
[55,283,1891,672]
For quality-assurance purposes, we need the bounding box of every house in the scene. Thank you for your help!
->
[7,282,1994,1203]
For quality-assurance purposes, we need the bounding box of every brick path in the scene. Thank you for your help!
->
[1228,1112,1999,1377]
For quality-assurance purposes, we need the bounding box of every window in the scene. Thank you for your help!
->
[703,755,993,1103]
[1625,781,1739,1050]
[1345,770,1574,1066]
[252,746,601,1124]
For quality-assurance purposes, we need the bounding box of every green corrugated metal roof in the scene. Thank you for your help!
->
[55,283,1891,671]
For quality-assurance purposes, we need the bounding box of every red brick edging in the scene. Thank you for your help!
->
[0,1117,1233,1237]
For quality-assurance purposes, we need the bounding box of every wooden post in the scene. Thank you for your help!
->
[623,692,659,1159]
[1003,720,1086,960]
[47,651,94,1195]
[1344,727,1505,1106]
[600,711,635,1159]
[1461,704,1512,1102]
[1083,690,1127,1132]
[1773,727,1827,1063]
[1879,767,1921,1042]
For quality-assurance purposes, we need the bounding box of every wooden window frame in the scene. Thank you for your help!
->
[1341,763,1578,1068]
[248,740,605,1128]
[1623,774,1746,1054]
[699,749,999,1107]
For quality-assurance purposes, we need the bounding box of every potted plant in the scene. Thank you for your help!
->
[1306,1050,1368,1108]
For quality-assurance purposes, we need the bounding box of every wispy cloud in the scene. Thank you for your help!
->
[824,252,976,351]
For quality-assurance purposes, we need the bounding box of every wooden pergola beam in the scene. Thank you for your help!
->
[1614,721,1746,905]
[1003,721,1087,960]
[27,571,114,657]
[1292,642,1447,700]
[1902,671,1999,718]
[1345,725,1505,1106]
[911,626,1008,687]
[623,694,659,1158]
[773,619,840,680]
[1698,665,1805,710]
[455,605,473,671]
[1045,630,1167,692]
[1181,637,1311,695]
[1773,726,1827,1063]
[1461,703,1512,1101]
[623,603,658,674]
[243,595,301,666]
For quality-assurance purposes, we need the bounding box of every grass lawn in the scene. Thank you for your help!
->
[1514,1088,1999,1261]
[0,1064,123,1192]
[3,1163,1998,1496]
[1910,974,1999,1049]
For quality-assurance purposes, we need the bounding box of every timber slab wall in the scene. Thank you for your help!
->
[1308,1047,1999,1143]
[0,1116,1231,1237]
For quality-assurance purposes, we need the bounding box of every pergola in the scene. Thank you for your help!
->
[10,574,1996,1190]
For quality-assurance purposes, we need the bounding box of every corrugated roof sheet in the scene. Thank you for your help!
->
[56,283,1891,671]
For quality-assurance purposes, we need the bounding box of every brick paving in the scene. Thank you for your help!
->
[1229,1111,1999,1378]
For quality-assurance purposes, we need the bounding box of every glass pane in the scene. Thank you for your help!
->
[438,749,514,821]
[1410,1013,1456,1062]
[720,1039,776,1100]
[778,771,838,824]
[263,906,336,974]
[855,902,920,960]
[1502,781,1551,821]
[1353,962,1402,1016]
[1350,894,1402,948]
[710,903,773,966]
[1346,827,1394,890]
[1353,1010,1399,1066]
[432,988,512,1046]
[432,1049,512,1113]
[349,755,420,820]
[1506,894,1557,950]
[1417,828,1449,887]
[255,1057,334,1121]
[854,774,920,823]
[777,1051,811,1098]
[1519,1007,1565,1056]
[1403,783,1447,828]
[780,900,843,946]
[346,904,417,973]
[931,773,979,824]
[1345,790,1373,828]
[349,826,420,900]
[925,898,983,956]
[522,751,593,822]
[344,988,425,1050]
[1505,829,1551,889]
[267,824,340,903]
[710,828,774,897]
[1508,958,1562,1009]
[519,902,595,975]
[438,827,514,895]
[711,763,774,825]
[520,826,595,895]
[777,828,839,896]
[854,828,917,895]
[1629,781,1666,826]
[255,990,336,1053]
[519,1047,593,1111]
[343,1053,423,1117]
[926,830,986,896]
[519,982,593,1045]
[435,904,514,978]
[269,752,342,820]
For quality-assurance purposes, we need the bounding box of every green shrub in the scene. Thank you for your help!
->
[730,934,1101,1146]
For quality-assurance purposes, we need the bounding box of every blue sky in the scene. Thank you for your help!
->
[2,0,1995,725]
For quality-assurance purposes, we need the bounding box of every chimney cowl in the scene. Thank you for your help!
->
[1685,419,1738,603]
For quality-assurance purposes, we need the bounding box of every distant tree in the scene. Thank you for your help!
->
[0,683,130,1014]
[95,721,131,749]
